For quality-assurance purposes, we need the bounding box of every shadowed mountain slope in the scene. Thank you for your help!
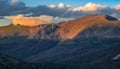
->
[0,53,119,69]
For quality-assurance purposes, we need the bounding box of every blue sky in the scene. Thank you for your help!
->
[20,0,120,8]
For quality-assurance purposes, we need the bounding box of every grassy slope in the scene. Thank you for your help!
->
[0,25,30,37]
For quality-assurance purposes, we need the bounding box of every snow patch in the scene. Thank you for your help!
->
[112,54,120,60]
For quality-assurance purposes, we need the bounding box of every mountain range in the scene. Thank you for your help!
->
[0,14,120,69]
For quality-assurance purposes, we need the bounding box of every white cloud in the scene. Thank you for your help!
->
[49,3,71,9]
[49,4,56,8]
[10,0,19,5]
[52,17,74,23]
[114,4,120,10]
[73,2,108,12]
[66,5,71,8]
[58,3,65,8]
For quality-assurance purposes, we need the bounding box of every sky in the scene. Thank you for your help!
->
[0,18,11,26]
[1,0,120,17]
[0,0,120,26]
[21,0,120,8]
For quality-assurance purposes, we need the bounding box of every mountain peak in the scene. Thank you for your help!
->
[87,14,118,21]
[57,14,119,39]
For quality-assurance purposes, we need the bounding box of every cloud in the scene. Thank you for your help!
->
[10,0,19,5]
[0,1,120,19]
[49,4,56,8]
[0,0,26,16]
[114,4,120,10]
[49,3,71,9]
[52,17,74,23]
[66,5,71,8]
[28,5,71,17]
[5,15,52,26]
[73,2,108,12]
[58,3,65,8]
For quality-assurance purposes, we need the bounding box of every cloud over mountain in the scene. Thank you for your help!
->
[73,2,108,12]
[5,15,52,26]
[114,4,120,10]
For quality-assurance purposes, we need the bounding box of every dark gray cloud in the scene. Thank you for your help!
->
[0,0,27,16]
